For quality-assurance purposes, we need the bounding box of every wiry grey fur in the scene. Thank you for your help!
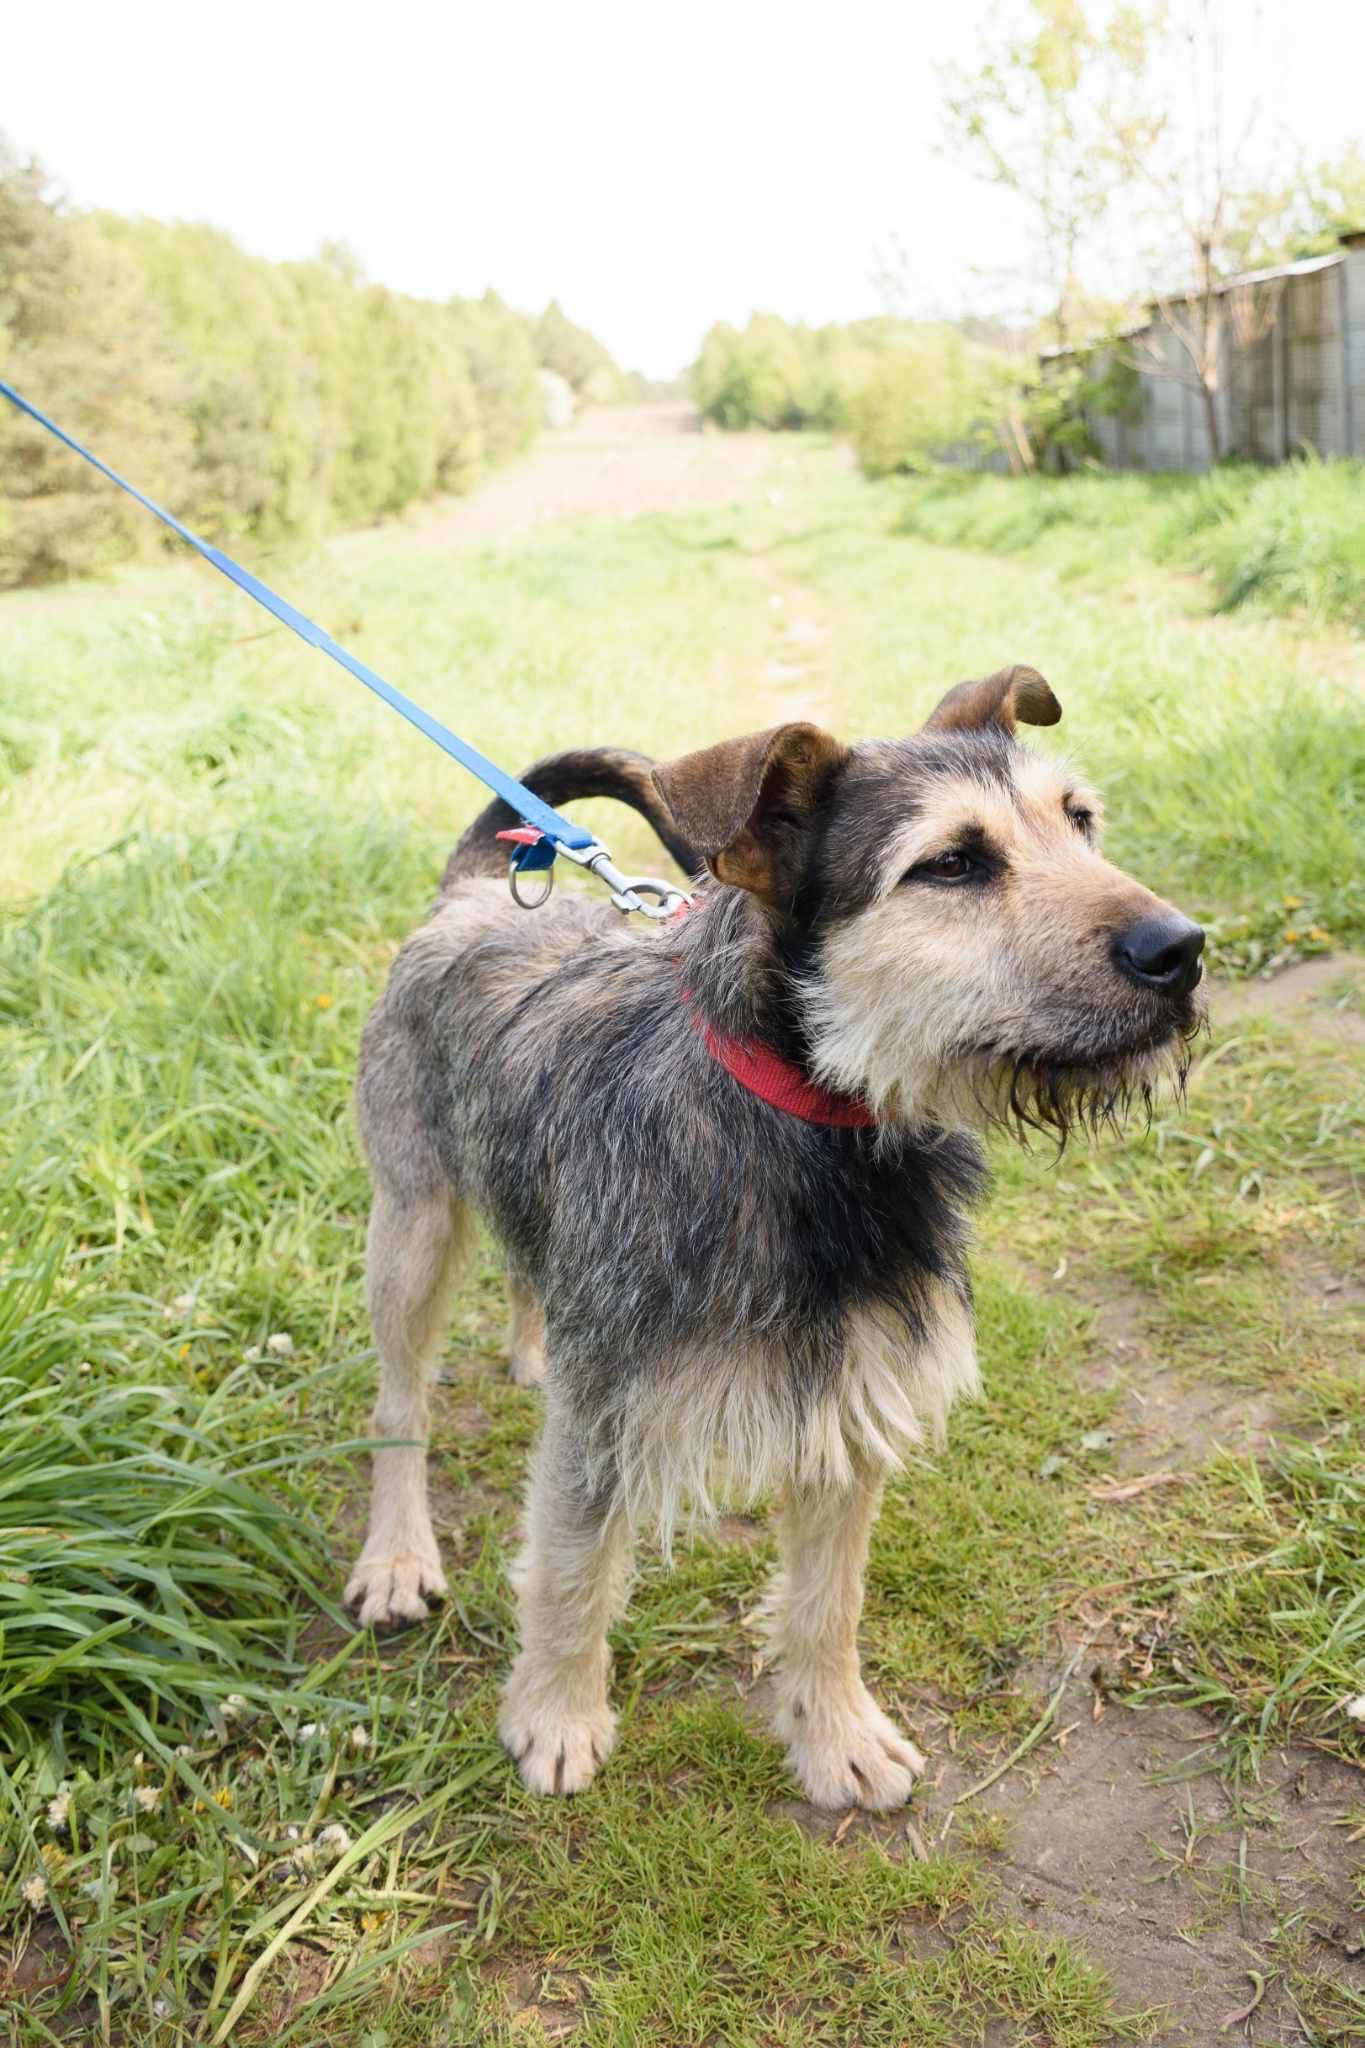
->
[345,683,1204,1808]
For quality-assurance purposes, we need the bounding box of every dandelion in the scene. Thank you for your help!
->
[179,1344,191,1360]
[78,1360,92,1375]
[266,1332,294,1358]
[213,1787,233,1810]
[1282,895,1303,910]
[172,1292,196,1314]
[1284,928,1299,944]
[134,1785,160,1814]
[244,1345,262,1363]
[174,1744,194,1759]
[39,1843,67,1875]
[361,1910,384,1934]
[47,1789,71,1831]
[317,1823,351,1861]
[316,992,334,1010]
[348,1725,369,1754]
[222,1693,248,1722]
[1345,1694,1365,1723]
[1308,926,1331,943]
[21,1874,47,1910]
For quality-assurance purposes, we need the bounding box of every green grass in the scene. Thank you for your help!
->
[893,457,1365,630]
[1,432,1361,2041]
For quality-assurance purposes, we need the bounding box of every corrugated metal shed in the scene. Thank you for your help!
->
[1035,234,1365,469]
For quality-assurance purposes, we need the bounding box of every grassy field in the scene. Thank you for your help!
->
[1,420,1362,2045]
[894,460,1365,634]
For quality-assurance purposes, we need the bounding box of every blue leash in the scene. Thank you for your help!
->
[0,379,689,918]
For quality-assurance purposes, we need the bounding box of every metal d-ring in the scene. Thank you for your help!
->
[508,857,555,910]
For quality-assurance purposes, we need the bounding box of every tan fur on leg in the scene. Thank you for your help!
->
[345,1191,464,1628]
[499,1402,631,1794]
[506,1271,546,1388]
[766,1461,925,1810]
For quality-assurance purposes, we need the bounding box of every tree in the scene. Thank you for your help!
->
[941,0,1159,350]
[0,143,192,584]
[449,292,542,465]
[532,300,626,402]
[941,2,1353,465]
[1121,0,1285,461]
[1222,144,1365,269]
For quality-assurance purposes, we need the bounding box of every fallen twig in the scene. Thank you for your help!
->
[1088,1469,1189,1503]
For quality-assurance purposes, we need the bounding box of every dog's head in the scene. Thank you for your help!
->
[654,667,1205,1136]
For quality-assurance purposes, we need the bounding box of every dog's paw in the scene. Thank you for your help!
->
[499,1686,616,1796]
[344,1545,447,1630]
[507,1346,544,1389]
[776,1687,925,1812]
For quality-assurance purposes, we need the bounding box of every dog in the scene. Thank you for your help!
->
[345,665,1205,1810]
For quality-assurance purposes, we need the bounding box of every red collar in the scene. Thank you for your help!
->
[686,1003,878,1127]
[673,899,876,1129]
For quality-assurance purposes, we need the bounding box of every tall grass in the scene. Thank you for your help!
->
[895,458,1365,628]
[0,813,424,1771]
[0,1202,352,1766]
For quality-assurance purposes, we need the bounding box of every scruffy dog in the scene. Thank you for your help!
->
[346,667,1205,1809]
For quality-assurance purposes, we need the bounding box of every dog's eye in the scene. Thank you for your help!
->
[907,849,977,884]
[1067,808,1094,837]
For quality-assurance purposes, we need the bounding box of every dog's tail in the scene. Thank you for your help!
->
[440,746,700,892]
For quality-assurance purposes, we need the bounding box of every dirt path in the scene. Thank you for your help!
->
[412,403,781,544]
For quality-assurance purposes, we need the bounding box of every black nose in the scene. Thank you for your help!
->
[1113,912,1205,996]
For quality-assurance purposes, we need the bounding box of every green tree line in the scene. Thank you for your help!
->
[692,313,1021,474]
[0,145,627,586]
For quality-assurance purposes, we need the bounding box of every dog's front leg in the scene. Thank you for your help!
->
[767,1463,925,1811]
[499,1398,630,1795]
[345,1189,461,1628]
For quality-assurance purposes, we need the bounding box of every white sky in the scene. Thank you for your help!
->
[9,1,1365,376]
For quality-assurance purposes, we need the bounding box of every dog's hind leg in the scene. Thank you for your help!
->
[499,1397,631,1794]
[506,1271,546,1388]
[766,1464,925,1811]
[345,1188,464,1629]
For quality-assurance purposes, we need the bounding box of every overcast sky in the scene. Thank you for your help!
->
[10,1,1365,376]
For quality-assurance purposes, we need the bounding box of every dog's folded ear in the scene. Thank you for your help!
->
[652,722,847,903]
[922,664,1061,735]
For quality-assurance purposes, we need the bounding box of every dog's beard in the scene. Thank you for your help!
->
[964,1007,1202,1147]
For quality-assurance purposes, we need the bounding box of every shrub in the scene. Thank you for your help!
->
[533,299,629,401]
[692,315,821,429]
[849,331,1011,475]
[449,291,544,466]
[693,311,1014,466]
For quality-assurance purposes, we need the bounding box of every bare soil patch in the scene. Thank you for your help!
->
[411,405,780,545]
[769,1670,1362,2046]
[1073,1282,1287,1474]
[1213,953,1365,1047]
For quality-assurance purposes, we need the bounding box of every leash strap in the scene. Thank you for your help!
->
[0,378,594,852]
